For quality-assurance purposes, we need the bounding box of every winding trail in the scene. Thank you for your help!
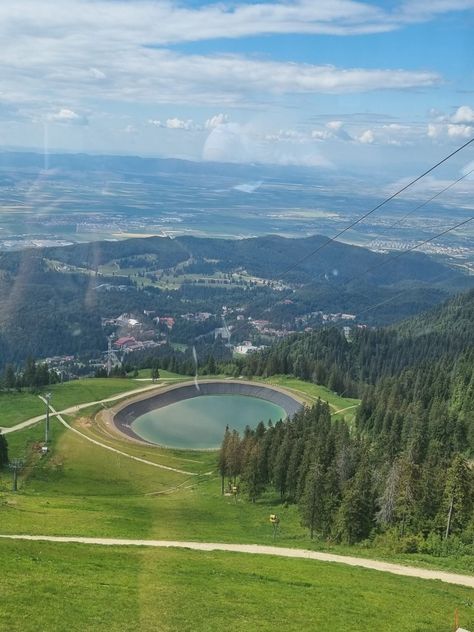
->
[331,403,360,416]
[0,534,473,588]
[38,396,196,476]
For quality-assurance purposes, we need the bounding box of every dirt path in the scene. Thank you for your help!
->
[0,534,472,588]
[38,396,196,476]
[331,403,360,416]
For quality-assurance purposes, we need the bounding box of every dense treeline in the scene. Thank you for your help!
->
[219,290,474,550]
[238,289,474,398]
[0,357,60,391]
[220,400,473,550]
[125,339,234,376]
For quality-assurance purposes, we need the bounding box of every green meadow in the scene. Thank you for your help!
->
[1,540,473,632]
[0,374,473,631]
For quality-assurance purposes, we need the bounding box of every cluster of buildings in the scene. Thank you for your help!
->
[234,341,266,355]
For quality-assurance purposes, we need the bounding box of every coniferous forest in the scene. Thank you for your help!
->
[219,290,474,553]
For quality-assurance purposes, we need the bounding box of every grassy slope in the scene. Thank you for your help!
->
[0,375,191,429]
[2,371,473,632]
[47,378,149,410]
[0,540,473,632]
[257,375,360,422]
[0,379,145,428]
[0,391,45,427]
[1,413,473,575]
[0,373,359,429]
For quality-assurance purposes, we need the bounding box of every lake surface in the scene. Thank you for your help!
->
[131,394,286,449]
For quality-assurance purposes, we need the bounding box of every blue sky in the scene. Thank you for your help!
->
[0,0,473,175]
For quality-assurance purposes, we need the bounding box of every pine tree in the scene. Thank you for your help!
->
[334,452,374,544]
[3,365,16,390]
[218,426,231,494]
[299,463,324,539]
[226,430,242,483]
[273,431,292,500]
[0,431,8,469]
[207,356,217,375]
[376,460,401,528]
[151,365,160,382]
[242,443,265,502]
[442,454,473,538]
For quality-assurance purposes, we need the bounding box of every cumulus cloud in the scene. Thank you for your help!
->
[451,105,474,124]
[205,113,229,129]
[48,108,88,125]
[311,121,354,141]
[203,122,331,168]
[358,129,375,144]
[426,105,474,141]
[148,117,197,130]
[165,117,195,130]
[447,123,474,138]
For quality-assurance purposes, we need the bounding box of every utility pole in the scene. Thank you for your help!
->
[44,392,52,444]
[9,459,24,492]
[107,335,113,376]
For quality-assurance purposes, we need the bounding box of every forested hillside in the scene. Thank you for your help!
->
[240,289,474,394]
[221,291,474,550]
[0,234,471,367]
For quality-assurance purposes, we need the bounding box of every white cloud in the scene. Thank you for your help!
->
[326,120,353,140]
[451,105,474,124]
[203,122,331,168]
[0,1,443,112]
[427,123,439,138]
[48,108,88,125]
[89,67,106,80]
[165,117,195,130]
[205,113,229,129]
[148,117,197,130]
[358,129,375,143]
[426,105,474,141]
[0,1,470,49]
[312,120,353,141]
[447,123,474,138]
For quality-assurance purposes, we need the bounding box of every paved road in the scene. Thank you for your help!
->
[1,382,166,435]
[37,396,196,476]
[0,534,473,588]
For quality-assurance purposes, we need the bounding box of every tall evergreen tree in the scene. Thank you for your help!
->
[0,431,8,469]
[218,425,231,494]
[299,463,325,539]
[442,454,473,538]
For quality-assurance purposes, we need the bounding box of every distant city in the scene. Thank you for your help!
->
[0,151,472,274]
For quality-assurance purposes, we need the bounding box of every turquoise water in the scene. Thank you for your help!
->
[131,394,286,449]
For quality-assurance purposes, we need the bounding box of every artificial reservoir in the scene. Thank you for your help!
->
[113,380,302,450]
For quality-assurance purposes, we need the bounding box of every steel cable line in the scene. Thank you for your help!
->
[261,137,474,282]
[226,139,473,340]
[381,168,474,231]
[342,215,474,290]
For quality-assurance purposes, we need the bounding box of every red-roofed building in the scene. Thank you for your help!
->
[114,336,136,349]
